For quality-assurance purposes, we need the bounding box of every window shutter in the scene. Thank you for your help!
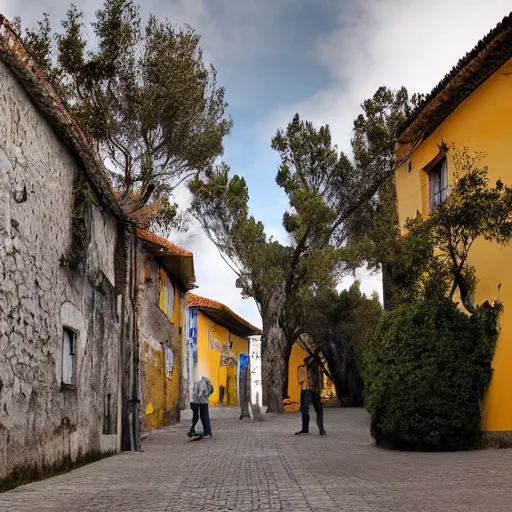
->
[429,173,435,212]
[62,330,71,384]
[441,159,448,203]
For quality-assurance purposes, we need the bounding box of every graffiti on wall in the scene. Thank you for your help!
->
[188,308,198,368]
[165,345,174,379]
[249,336,262,406]
[220,337,237,367]
[209,325,223,351]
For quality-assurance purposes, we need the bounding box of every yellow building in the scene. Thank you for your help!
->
[187,294,260,406]
[136,230,195,430]
[286,342,309,409]
[394,13,512,433]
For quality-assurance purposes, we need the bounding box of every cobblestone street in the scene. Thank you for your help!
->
[1,407,512,512]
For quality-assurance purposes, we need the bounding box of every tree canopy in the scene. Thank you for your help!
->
[396,148,512,312]
[345,86,423,309]
[303,281,382,406]
[23,0,232,233]
[190,114,358,410]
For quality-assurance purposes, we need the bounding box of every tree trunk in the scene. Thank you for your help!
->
[261,283,287,413]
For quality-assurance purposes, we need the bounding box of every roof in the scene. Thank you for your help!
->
[188,293,261,338]
[137,229,195,290]
[137,229,192,257]
[397,12,512,146]
[0,15,124,218]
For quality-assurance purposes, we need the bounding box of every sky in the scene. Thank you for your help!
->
[2,0,511,327]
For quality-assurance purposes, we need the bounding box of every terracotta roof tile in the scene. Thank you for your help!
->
[136,229,193,257]
[188,293,261,334]
[398,12,512,142]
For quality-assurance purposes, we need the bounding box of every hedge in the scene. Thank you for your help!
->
[363,297,497,451]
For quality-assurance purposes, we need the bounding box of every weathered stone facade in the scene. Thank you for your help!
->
[0,58,134,480]
[135,233,192,431]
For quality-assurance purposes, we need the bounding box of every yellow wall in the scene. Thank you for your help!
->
[141,338,181,430]
[287,342,309,404]
[141,263,184,431]
[394,58,512,431]
[195,311,249,406]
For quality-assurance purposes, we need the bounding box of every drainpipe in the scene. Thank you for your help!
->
[116,282,123,453]
[180,292,189,411]
[118,223,130,452]
[131,231,141,451]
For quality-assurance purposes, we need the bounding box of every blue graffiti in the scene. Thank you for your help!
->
[188,308,198,366]
[239,353,249,371]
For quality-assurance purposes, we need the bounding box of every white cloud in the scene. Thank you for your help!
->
[173,219,263,329]
[7,0,509,323]
[170,183,269,329]
[263,0,512,156]
[262,0,511,300]
[338,268,383,303]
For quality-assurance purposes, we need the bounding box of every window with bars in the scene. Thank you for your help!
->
[62,327,77,388]
[429,157,448,212]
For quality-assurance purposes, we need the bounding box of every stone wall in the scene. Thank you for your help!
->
[0,60,131,479]
[136,241,184,431]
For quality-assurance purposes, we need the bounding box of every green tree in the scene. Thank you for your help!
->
[190,115,357,411]
[303,281,382,406]
[346,86,423,309]
[23,1,232,233]
[399,148,512,311]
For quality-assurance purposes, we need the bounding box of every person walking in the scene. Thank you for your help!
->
[188,376,214,438]
[295,360,326,436]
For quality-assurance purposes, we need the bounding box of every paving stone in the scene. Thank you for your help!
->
[1,407,512,511]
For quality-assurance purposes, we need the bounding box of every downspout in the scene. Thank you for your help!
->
[116,306,122,454]
[118,223,129,452]
[180,292,189,411]
[131,231,141,450]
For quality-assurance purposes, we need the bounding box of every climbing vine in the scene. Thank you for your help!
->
[60,175,98,269]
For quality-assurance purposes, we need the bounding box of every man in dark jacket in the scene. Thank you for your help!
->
[295,361,326,436]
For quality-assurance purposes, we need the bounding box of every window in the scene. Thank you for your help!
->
[159,269,175,320]
[428,157,448,212]
[62,327,77,388]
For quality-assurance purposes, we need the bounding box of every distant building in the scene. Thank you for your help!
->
[135,230,195,431]
[187,294,260,407]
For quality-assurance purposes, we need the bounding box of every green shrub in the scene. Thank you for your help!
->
[363,297,498,451]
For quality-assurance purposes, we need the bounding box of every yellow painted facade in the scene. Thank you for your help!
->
[394,57,512,432]
[195,311,248,406]
[140,259,186,431]
[287,342,309,404]
[141,337,182,430]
